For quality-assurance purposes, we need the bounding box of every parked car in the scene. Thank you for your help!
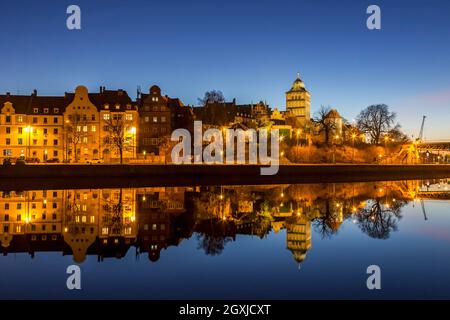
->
[26,157,40,163]
[15,156,26,165]
[2,158,12,166]
[86,158,104,164]
[45,158,60,163]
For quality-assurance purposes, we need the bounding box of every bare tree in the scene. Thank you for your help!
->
[198,90,225,105]
[104,116,126,164]
[356,104,397,144]
[388,125,410,144]
[66,112,88,163]
[313,106,336,145]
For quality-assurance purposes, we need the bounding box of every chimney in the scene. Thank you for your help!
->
[32,89,37,96]
[6,92,10,97]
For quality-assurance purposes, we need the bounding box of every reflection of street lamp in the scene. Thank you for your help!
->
[24,126,32,158]
[143,150,146,160]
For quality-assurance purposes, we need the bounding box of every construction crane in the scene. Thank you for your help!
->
[417,115,426,142]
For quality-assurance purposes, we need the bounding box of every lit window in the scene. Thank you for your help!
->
[91,125,96,132]
[76,125,81,132]
[16,226,22,233]
[152,224,157,230]
[153,117,157,123]
[82,216,87,223]
[126,114,133,121]
[102,227,109,235]
[82,137,88,144]
[82,205,87,212]
[44,108,49,114]
[75,216,80,223]
[83,125,88,132]
[17,115,23,123]
[161,116,166,123]
[145,116,149,122]
[33,108,38,113]
[103,113,110,120]
[90,216,95,223]
[125,227,132,235]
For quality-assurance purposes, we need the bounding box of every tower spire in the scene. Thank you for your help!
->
[297,71,300,79]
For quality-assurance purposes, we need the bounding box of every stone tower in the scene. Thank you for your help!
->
[286,72,311,129]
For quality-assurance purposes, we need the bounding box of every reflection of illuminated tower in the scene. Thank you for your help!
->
[328,200,344,231]
[286,214,311,267]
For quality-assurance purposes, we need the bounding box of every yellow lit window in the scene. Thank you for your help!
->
[103,113,110,120]
[81,216,87,223]
[92,125,96,132]
[102,227,109,235]
[90,216,95,223]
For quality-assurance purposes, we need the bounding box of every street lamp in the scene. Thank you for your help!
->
[24,126,32,158]
[351,134,356,163]
[332,135,339,164]
[130,126,137,159]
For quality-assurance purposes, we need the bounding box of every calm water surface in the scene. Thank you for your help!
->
[1,179,450,299]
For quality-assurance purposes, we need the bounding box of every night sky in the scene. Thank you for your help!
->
[1,0,449,139]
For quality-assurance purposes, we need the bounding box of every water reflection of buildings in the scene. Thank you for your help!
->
[0,179,448,266]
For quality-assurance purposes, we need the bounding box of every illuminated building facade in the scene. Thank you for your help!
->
[0,86,139,163]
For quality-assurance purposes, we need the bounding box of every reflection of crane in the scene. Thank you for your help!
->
[420,199,428,221]
[417,115,426,142]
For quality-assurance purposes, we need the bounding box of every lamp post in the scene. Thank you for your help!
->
[64,119,70,163]
[352,134,356,163]
[130,126,136,159]
[332,135,339,164]
[24,125,32,159]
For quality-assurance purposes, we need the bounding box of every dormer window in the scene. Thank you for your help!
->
[44,108,49,114]
[33,108,38,113]
[115,105,120,110]
[54,108,59,113]
[126,105,131,110]
[104,104,109,110]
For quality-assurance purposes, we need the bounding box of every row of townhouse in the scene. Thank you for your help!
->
[0,85,194,163]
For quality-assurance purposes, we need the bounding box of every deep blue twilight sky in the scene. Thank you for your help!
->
[0,0,449,139]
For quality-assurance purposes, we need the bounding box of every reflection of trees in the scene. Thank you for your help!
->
[196,219,235,256]
[355,199,405,239]
[197,233,233,256]
[312,199,338,239]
